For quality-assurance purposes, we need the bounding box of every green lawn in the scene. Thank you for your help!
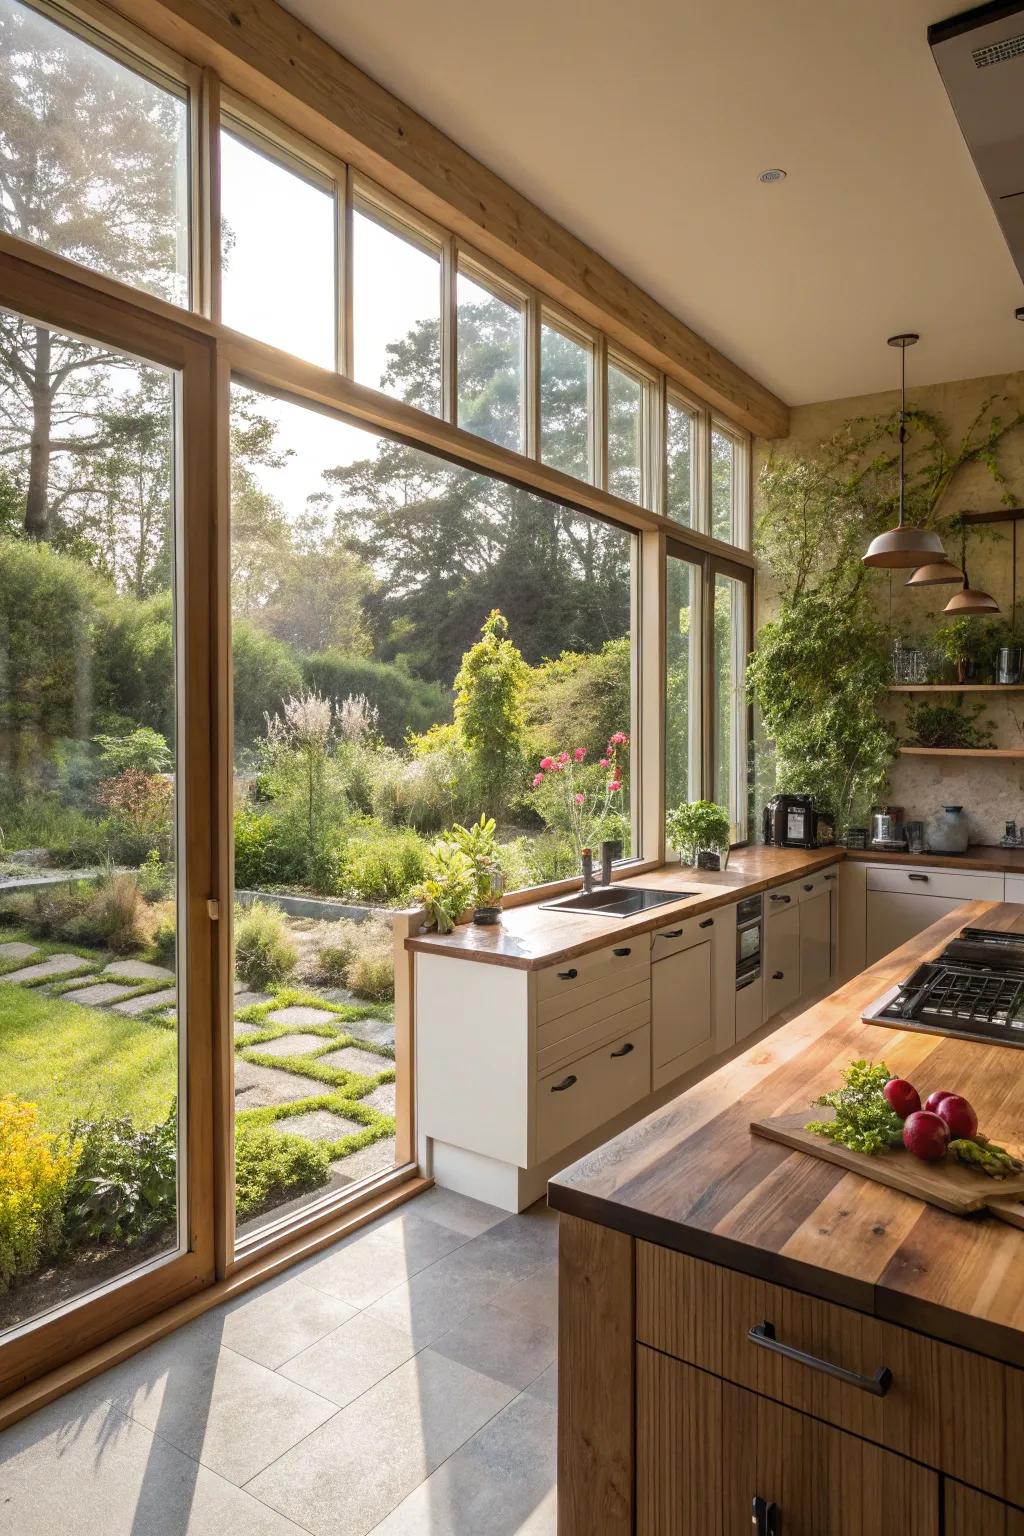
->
[0,981,177,1132]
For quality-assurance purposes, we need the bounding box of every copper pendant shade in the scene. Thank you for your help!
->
[905,559,965,586]
[862,335,948,570]
[942,561,1000,616]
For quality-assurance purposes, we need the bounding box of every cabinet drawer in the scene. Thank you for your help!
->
[535,934,651,1002]
[865,863,1003,901]
[650,910,720,960]
[636,1243,1022,1501]
[866,889,966,966]
[536,960,649,1029]
[537,994,650,1075]
[534,1022,650,1163]
[764,877,803,913]
[945,1481,1024,1534]
[796,867,839,902]
[651,942,712,1073]
[763,902,800,1020]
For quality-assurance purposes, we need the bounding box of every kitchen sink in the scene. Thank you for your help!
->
[538,886,696,918]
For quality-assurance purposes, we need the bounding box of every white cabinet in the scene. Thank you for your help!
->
[651,940,712,1090]
[799,888,832,995]
[864,866,1004,965]
[763,900,801,1020]
[1007,875,1024,904]
[535,1020,651,1163]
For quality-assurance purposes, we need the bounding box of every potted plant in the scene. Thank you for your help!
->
[665,800,732,869]
[410,838,476,934]
[933,616,984,684]
[450,814,507,925]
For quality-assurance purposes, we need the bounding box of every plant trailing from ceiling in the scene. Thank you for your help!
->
[903,700,995,751]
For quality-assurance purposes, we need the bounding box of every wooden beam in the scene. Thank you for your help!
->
[109,0,789,439]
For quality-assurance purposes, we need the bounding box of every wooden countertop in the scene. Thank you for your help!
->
[847,844,1024,874]
[405,845,842,970]
[548,900,1024,1367]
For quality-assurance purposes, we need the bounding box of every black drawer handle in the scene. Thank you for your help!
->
[803,883,814,892]
[772,970,784,980]
[659,928,684,939]
[610,1042,634,1058]
[752,1496,781,1536]
[908,873,929,883]
[613,947,631,957]
[558,968,578,980]
[551,1075,577,1092]
[824,872,837,881]
[748,1321,893,1397]
[699,917,714,928]
[769,893,791,903]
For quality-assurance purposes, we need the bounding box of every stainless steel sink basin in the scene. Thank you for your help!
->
[538,886,696,918]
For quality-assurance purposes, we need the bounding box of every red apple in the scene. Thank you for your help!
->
[883,1078,921,1119]
[935,1094,978,1141]
[902,1110,950,1162]
[924,1090,956,1114]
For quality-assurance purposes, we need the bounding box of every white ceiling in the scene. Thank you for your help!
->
[281,0,1024,411]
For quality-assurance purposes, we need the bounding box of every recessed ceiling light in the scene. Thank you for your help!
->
[759,168,787,183]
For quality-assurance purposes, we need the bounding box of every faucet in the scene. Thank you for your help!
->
[581,847,594,893]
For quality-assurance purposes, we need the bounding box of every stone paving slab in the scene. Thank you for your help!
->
[330,1136,397,1184]
[233,990,271,1010]
[0,941,39,962]
[359,1081,396,1116]
[102,959,174,981]
[265,1004,338,1029]
[113,987,177,1015]
[319,1045,389,1077]
[233,1059,326,1108]
[2,954,91,984]
[343,1015,396,1049]
[253,1032,332,1058]
[280,1109,361,1142]
[62,981,142,1007]
[234,1019,262,1037]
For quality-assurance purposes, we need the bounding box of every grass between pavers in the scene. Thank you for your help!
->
[0,980,176,1130]
[234,985,394,1032]
[237,1094,394,1161]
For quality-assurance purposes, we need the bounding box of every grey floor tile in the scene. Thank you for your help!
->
[246,1349,515,1536]
[438,1213,556,1289]
[366,1389,557,1536]
[0,1395,310,1536]
[298,1215,469,1308]
[216,1274,358,1369]
[429,1300,556,1392]
[363,1245,514,1349]
[90,1319,337,1486]
[233,1060,326,1107]
[524,1361,557,1407]
[279,1310,420,1406]
[402,1187,509,1238]
[490,1261,558,1332]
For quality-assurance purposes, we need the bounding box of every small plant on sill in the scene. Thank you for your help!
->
[665,800,732,867]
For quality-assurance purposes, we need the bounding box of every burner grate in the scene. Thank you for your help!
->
[906,963,1024,1034]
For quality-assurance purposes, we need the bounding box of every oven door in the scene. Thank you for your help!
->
[737,920,761,967]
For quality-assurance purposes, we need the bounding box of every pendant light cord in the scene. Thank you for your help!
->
[897,343,906,530]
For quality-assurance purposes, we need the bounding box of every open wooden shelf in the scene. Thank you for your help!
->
[888,684,1024,693]
[897,747,1024,759]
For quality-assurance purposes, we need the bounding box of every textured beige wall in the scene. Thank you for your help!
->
[754,369,1024,845]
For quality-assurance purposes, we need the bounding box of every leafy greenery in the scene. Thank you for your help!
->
[805,1060,904,1156]
[234,901,298,989]
[666,800,731,863]
[93,727,171,775]
[453,610,529,808]
[411,837,477,933]
[234,1122,331,1220]
[0,1097,75,1293]
[65,1104,177,1246]
[450,814,503,907]
[904,700,995,750]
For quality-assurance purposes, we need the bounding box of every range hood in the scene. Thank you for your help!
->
[929,2,1024,282]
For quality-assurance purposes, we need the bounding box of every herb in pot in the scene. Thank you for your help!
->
[903,700,995,750]
[805,1059,904,1156]
[411,838,476,934]
[665,799,731,866]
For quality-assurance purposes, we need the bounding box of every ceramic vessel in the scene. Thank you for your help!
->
[926,804,970,855]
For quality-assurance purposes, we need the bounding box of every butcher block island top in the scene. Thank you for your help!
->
[548,899,1024,1368]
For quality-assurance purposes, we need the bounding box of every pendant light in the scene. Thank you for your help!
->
[905,559,964,587]
[942,529,999,615]
[862,335,947,569]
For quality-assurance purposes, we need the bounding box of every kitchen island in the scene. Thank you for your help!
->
[548,900,1024,1535]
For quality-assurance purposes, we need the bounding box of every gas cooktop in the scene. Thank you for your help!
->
[864,927,1024,1048]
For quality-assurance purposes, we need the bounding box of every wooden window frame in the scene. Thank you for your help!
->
[538,303,598,485]
[705,553,754,845]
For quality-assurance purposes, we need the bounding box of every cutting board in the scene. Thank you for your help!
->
[751,1111,1024,1216]
[989,1196,1024,1231]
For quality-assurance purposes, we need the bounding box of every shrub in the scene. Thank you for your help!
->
[523,831,577,885]
[137,848,173,902]
[97,768,174,864]
[0,795,110,864]
[316,917,395,1000]
[453,610,529,811]
[524,635,631,766]
[346,946,394,1003]
[316,942,353,988]
[94,727,172,776]
[64,1105,177,1247]
[0,1097,76,1292]
[374,726,475,832]
[95,589,175,740]
[232,619,303,753]
[68,872,153,953]
[151,902,176,965]
[234,1121,331,1219]
[235,901,298,988]
[302,650,449,746]
[333,827,429,904]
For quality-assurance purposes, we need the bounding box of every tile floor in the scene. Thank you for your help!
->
[0,1189,558,1536]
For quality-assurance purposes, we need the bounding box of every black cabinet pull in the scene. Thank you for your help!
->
[769,893,791,903]
[610,1042,634,1058]
[558,968,578,980]
[908,873,929,883]
[752,1496,781,1535]
[659,928,684,939]
[824,872,837,881]
[748,1321,893,1396]
[803,883,814,892]
[551,1075,577,1092]
[772,970,784,980]
[613,946,631,957]
[699,917,714,928]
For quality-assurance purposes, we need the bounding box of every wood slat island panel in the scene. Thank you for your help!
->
[549,900,1024,1367]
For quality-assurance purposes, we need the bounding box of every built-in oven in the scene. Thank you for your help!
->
[736,892,762,990]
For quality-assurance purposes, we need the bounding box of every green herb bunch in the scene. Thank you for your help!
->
[904,700,994,751]
[806,1060,903,1156]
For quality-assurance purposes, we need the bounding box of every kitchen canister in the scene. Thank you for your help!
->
[926,805,970,855]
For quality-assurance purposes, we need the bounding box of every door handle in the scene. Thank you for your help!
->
[610,1041,634,1058]
[824,872,837,881]
[752,1496,781,1535]
[908,873,929,882]
[699,917,714,928]
[659,928,684,939]
[769,893,791,903]
[772,971,784,980]
[557,968,578,979]
[803,883,814,891]
[551,1075,577,1092]
[613,947,631,957]
[748,1321,892,1396]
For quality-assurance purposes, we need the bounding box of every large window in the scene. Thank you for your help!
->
[352,197,443,416]
[540,316,593,481]
[0,0,190,304]
[606,355,650,506]
[230,381,635,1233]
[665,552,702,826]
[457,261,526,451]
[220,120,338,368]
[666,394,697,528]
[711,421,747,544]
[711,566,751,841]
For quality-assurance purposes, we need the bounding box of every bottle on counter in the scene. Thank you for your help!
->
[926,805,970,856]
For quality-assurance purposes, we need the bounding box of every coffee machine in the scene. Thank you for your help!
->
[763,794,817,849]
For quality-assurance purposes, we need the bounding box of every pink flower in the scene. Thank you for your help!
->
[532,773,544,788]
[608,732,628,748]
[539,756,554,771]
[599,758,610,768]
[574,793,585,805]
[608,780,622,793]
[574,747,586,762]
[557,751,570,764]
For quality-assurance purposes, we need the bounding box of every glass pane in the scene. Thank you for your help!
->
[352,207,442,416]
[457,268,524,451]
[607,361,644,505]
[220,127,336,368]
[712,571,749,841]
[666,398,696,527]
[0,308,181,1334]
[665,556,701,833]
[229,380,635,1232]
[0,0,189,304]
[711,425,742,543]
[540,321,591,481]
